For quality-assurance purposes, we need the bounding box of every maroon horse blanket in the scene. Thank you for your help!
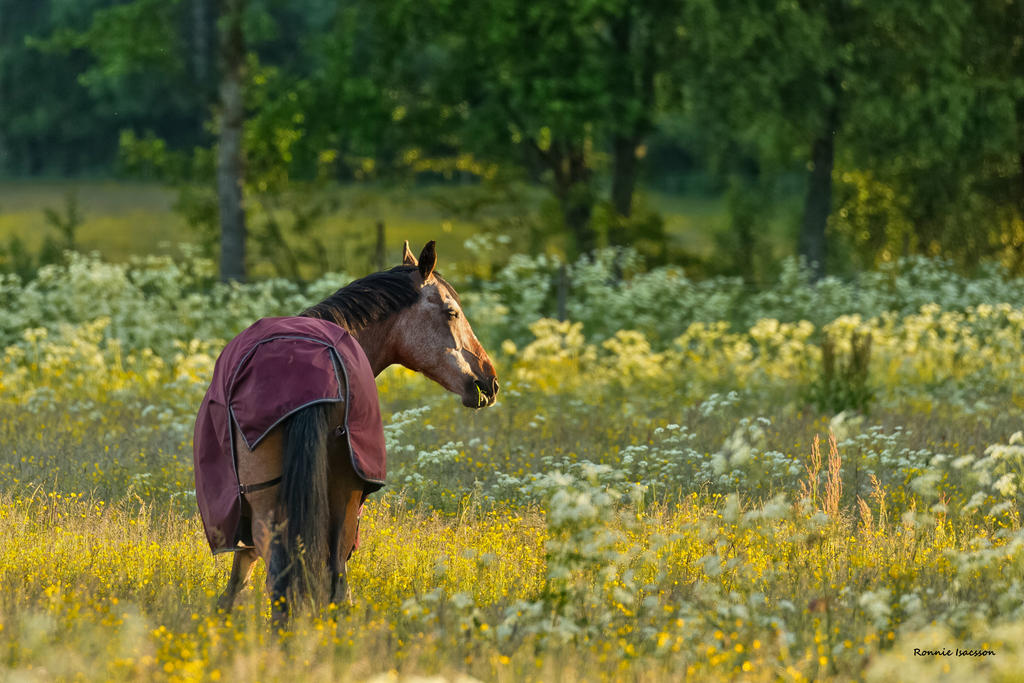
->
[193,316,386,553]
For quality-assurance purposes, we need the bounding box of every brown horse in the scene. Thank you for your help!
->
[215,240,498,622]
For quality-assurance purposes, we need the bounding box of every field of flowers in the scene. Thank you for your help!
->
[4,249,1024,681]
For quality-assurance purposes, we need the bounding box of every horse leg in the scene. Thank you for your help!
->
[245,508,291,629]
[329,484,363,606]
[217,547,258,611]
[327,421,364,606]
[266,523,290,627]
[234,424,290,626]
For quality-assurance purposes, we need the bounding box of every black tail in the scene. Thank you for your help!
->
[279,402,331,608]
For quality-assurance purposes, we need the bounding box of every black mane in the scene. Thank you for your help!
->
[302,265,421,331]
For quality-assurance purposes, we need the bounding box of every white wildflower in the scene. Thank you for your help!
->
[994,473,1017,497]
[990,500,1015,517]
[858,588,892,628]
[909,471,941,499]
[951,455,974,469]
[965,491,988,511]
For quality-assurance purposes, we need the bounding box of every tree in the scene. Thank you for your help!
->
[444,0,607,256]
[70,0,413,279]
[43,0,309,281]
[216,0,247,281]
[826,0,1024,271]
[684,0,997,278]
[0,0,124,174]
[602,0,680,230]
[2,0,213,175]
[377,0,685,258]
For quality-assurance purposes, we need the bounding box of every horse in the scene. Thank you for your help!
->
[207,240,498,623]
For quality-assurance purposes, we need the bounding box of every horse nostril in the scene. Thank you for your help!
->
[475,377,499,399]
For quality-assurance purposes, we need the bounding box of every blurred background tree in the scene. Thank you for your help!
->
[0,0,1022,281]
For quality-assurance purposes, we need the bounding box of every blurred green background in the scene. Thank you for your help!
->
[1,0,1021,282]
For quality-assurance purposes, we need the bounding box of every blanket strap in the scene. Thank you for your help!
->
[239,476,282,495]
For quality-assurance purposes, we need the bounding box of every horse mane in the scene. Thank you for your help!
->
[301,265,422,332]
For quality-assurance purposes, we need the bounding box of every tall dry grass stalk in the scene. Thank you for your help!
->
[857,496,873,533]
[824,432,843,517]
[870,473,887,529]
[799,434,823,507]
[802,432,844,517]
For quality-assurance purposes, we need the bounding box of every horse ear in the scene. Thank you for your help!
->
[418,240,437,280]
[402,240,417,266]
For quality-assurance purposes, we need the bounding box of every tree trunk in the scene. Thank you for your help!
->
[799,104,839,281]
[544,141,596,257]
[607,7,655,247]
[608,136,639,278]
[556,150,596,256]
[0,2,7,175]
[562,189,595,256]
[217,0,247,282]
[193,0,210,84]
[1010,150,1024,274]
[611,135,640,221]
[522,120,598,255]
[556,263,568,321]
[609,10,637,228]
[1017,150,1024,221]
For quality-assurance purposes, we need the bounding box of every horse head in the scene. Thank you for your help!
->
[390,240,499,408]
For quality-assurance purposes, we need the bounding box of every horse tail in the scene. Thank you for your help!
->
[280,401,331,606]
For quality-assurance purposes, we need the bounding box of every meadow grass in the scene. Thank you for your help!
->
[0,180,497,267]
[2,482,1022,682]
[3,380,1023,681]
[4,252,1024,680]
[0,180,733,272]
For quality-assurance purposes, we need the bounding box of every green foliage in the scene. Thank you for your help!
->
[3,0,1024,275]
[592,196,670,264]
[1,0,209,175]
[807,331,874,415]
[46,0,187,96]
[0,192,82,279]
[0,236,33,280]
[0,0,124,174]
[830,170,915,271]
[41,191,83,251]
[709,176,783,281]
[369,0,690,256]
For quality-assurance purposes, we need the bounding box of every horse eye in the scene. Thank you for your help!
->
[446,309,460,320]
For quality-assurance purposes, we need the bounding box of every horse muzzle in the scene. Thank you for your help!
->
[464,375,499,408]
